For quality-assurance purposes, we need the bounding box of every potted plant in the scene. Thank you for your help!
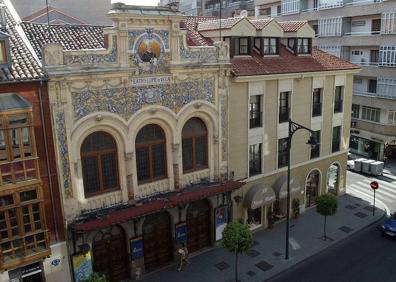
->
[267,210,274,228]
[292,198,300,219]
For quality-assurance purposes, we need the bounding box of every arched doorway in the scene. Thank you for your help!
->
[92,226,129,282]
[186,199,211,253]
[305,170,320,208]
[327,163,340,195]
[143,212,173,271]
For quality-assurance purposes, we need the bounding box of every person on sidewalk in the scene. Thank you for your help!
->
[177,243,190,271]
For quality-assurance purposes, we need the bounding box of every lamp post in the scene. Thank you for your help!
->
[285,118,317,260]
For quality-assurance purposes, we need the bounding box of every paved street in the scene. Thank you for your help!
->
[269,220,396,282]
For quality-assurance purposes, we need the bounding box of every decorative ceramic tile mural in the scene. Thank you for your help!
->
[71,78,215,121]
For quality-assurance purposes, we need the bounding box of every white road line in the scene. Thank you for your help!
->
[288,237,301,250]
[347,186,391,215]
[349,184,394,203]
[361,179,396,191]
[351,182,396,200]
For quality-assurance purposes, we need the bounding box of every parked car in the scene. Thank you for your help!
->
[381,213,396,237]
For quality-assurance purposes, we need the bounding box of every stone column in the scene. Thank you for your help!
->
[125,152,135,200]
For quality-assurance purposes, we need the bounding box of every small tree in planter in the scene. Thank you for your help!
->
[222,222,253,282]
[292,198,300,219]
[316,193,338,240]
[80,272,108,282]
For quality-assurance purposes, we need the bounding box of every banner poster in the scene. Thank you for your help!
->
[214,205,228,241]
[130,236,144,260]
[175,222,187,244]
[72,251,93,282]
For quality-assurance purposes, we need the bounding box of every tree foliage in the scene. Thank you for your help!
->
[222,221,253,254]
[80,272,108,282]
[316,193,338,216]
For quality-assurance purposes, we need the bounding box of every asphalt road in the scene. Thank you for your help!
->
[268,217,395,282]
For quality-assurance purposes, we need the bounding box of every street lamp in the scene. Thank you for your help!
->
[285,118,318,260]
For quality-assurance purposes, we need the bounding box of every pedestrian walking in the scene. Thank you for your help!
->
[177,243,190,271]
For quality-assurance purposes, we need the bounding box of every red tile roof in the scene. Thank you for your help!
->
[70,180,243,232]
[182,16,215,46]
[278,21,308,32]
[197,17,245,31]
[231,46,360,77]
[249,18,273,30]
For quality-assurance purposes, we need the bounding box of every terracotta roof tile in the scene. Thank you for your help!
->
[231,46,360,77]
[249,18,273,30]
[0,6,44,83]
[182,17,215,46]
[278,21,307,32]
[197,17,244,31]
[21,22,106,59]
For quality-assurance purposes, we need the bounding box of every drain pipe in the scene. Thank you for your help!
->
[38,79,59,241]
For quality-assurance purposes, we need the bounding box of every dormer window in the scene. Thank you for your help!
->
[264,38,278,55]
[287,38,295,50]
[297,38,310,54]
[239,37,249,55]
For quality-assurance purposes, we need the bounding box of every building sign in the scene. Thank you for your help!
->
[175,222,187,244]
[131,75,172,86]
[72,251,93,282]
[130,237,144,260]
[214,205,228,241]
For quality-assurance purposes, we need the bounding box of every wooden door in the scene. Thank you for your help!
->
[92,227,129,282]
[186,200,210,253]
[143,212,173,271]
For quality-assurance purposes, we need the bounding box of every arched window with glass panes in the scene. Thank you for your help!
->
[81,132,119,197]
[135,124,167,183]
[182,118,208,173]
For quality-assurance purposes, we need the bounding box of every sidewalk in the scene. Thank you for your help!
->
[141,194,385,282]
[383,159,396,181]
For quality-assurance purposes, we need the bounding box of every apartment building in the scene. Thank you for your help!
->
[190,16,358,229]
[255,0,396,161]
[0,1,67,281]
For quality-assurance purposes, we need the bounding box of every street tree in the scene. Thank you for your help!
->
[222,221,253,282]
[316,193,338,240]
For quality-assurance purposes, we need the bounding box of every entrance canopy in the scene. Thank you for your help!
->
[272,175,300,199]
[243,183,276,209]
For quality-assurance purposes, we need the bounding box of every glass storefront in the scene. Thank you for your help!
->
[350,135,381,160]
[247,207,262,229]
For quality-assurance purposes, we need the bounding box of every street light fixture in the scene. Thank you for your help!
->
[285,118,318,260]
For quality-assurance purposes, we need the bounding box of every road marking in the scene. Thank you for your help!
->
[350,183,396,201]
[347,186,390,215]
[349,184,394,203]
[289,237,301,250]
[352,181,396,200]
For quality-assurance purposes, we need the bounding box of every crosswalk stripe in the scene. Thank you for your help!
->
[360,179,396,191]
[351,180,396,195]
[288,237,301,250]
[347,186,391,215]
[349,184,395,203]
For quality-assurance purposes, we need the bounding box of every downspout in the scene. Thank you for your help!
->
[38,79,59,241]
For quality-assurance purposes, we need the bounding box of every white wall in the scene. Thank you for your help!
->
[350,15,380,34]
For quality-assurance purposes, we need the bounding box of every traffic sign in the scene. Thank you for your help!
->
[370,181,379,190]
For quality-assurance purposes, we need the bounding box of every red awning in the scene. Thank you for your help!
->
[70,180,243,232]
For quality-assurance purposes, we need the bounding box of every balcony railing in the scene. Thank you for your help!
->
[249,111,262,128]
[353,90,396,99]
[279,107,289,123]
[352,118,396,136]
[312,103,322,117]
[334,100,343,113]
[350,61,379,66]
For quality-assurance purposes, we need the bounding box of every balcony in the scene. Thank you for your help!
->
[279,107,289,123]
[354,90,396,100]
[352,118,396,136]
[249,111,263,128]
[312,103,322,117]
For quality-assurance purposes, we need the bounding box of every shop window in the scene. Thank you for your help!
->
[278,138,288,168]
[249,143,262,176]
[81,131,119,197]
[182,118,208,173]
[136,124,167,183]
[247,207,262,227]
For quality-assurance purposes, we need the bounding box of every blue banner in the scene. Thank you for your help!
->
[130,237,144,260]
[215,206,228,241]
[175,222,187,244]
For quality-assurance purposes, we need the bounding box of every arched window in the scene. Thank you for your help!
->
[136,124,167,183]
[182,118,208,172]
[81,132,119,197]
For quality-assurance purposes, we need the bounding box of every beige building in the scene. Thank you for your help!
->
[189,16,359,228]
[255,0,396,161]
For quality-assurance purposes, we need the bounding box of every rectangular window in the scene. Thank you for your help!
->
[368,79,377,93]
[297,38,310,54]
[281,0,300,15]
[372,19,381,34]
[319,17,343,37]
[278,138,288,168]
[332,126,341,153]
[310,130,321,159]
[379,46,396,66]
[361,106,380,122]
[249,144,262,176]
[239,37,249,55]
[377,77,396,99]
[254,37,261,51]
[388,111,396,125]
[263,38,278,55]
[370,50,379,63]
[381,12,396,34]
[136,148,149,181]
[312,88,322,117]
[249,95,262,128]
[352,104,360,119]
[279,91,290,123]
[287,38,295,51]
[334,86,343,113]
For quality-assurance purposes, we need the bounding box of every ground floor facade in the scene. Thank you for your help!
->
[232,153,347,230]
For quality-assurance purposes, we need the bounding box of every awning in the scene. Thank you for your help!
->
[272,175,300,200]
[243,184,276,209]
[70,180,243,232]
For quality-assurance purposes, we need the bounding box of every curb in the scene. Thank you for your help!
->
[265,208,387,282]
